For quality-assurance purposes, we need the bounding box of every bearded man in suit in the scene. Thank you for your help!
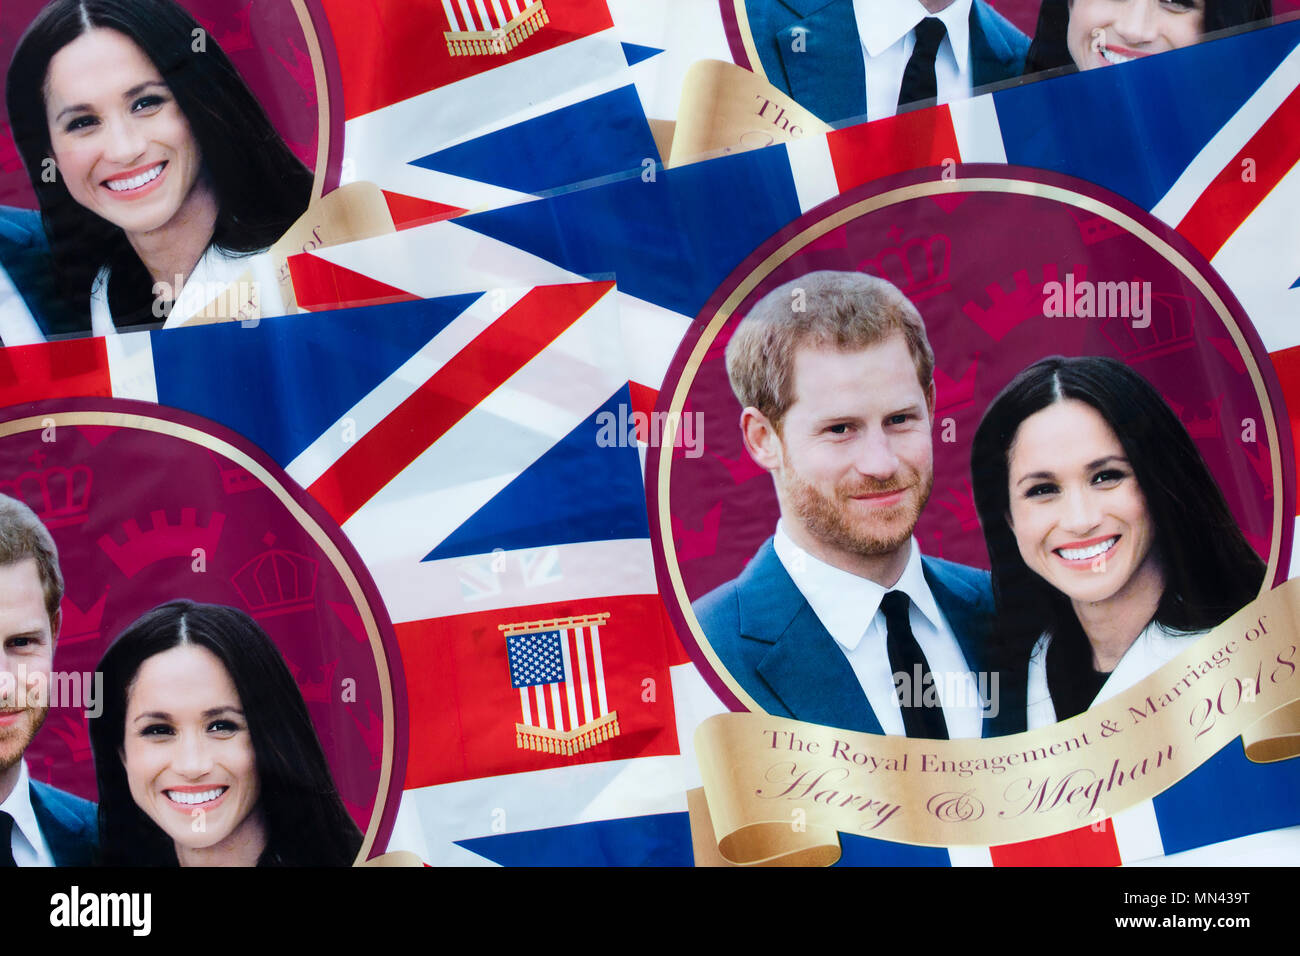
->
[693,271,1022,738]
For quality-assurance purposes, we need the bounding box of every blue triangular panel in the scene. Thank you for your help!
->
[836,834,951,866]
[423,385,649,561]
[151,294,480,466]
[621,41,663,66]
[1153,741,1300,854]
[1290,275,1299,290]
[411,86,659,195]
[996,19,1300,211]
[456,813,693,866]
[456,146,803,318]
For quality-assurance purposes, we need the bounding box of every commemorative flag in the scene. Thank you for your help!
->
[283,19,1300,865]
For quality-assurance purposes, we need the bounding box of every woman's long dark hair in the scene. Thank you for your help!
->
[90,600,363,866]
[1025,0,1274,75]
[970,357,1265,714]
[6,0,313,327]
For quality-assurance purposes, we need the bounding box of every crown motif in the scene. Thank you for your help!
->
[1099,292,1194,363]
[1241,441,1273,496]
[962,265,1066,342]
[710,445,768,485]
[0,452,92,529]
[49,714,92,763]
[232,533,318,618]
[1209,336,1248,375]
[1164,395,1223,441]
[444,0,549,56]
[671,503,722,563]
[1071,210,1126,246]
[98,509,225,578]
[58,592,108,646]
[285,658,337,705]
[935,480,980,532]
[210,4,254,54]
[207,450,260,495]
[934,356,978,415]
[347,702,384,769]
[858,228,952,303]
[921,525,944,559]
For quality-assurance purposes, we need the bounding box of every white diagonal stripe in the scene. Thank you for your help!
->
[1151,43,1300,226]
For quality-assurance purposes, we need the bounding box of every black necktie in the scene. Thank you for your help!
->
[0,811,17,867]
[897,17,947,110]
[881,591,949,739]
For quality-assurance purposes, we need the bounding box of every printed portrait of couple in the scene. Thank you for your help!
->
[0,0,315,344]
[739,0,1277,127]
[685,269,1271,741]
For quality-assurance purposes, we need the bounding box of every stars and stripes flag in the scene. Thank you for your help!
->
[504,613,622,755]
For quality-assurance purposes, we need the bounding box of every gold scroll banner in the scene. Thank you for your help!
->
[667,59,831,169]
[356,851,425,867]
[694,580,1300,866]
[172,180,398,327]
[268,180,397,309]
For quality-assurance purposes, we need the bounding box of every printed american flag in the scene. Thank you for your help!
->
[505,615,620,753]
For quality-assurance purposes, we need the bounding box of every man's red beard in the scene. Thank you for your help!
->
[780,463,933,558]
[0,702,48,775]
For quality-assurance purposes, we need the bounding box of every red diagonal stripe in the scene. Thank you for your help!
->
[381,190,468,230]
[288,252,421,312]
[1177,83,1300,259]
[990,822,1122,866]
[1269,344,1300,516]
[308,281,615,524]
[828,105,959,194]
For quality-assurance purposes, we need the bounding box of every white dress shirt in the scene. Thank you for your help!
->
[773,522,985,737]
[90,245,285,335]
[1026,620,1203,729]
[0,263,46,346]
[1,761,56,867]
[853,0,975,121]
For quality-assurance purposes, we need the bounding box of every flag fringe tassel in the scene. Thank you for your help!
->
[515,711,620,755]
[445,2,549,57]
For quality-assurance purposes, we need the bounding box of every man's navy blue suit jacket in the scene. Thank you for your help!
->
[743,0,1031,124]
[693,537,1026,737]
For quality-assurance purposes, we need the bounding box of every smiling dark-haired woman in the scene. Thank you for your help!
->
[90,601,363,866]
[5,0,312,334]
[1025,0,1272,75]
[970,356,1265,727]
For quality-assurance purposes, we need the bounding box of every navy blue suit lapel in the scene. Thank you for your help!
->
[30,782,96,867]
[773,0,866,125]
[737,542,884,734]
[969,0,1023,88]
[922,557,988,675]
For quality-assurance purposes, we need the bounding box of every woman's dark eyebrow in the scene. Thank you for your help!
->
[1086,455,1129,469]
[201,706,244,718]
[1014,470,1056,487]
[121,80,167,100]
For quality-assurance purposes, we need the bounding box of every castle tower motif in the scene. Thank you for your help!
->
[442,0,549,56]
[0,452,91,529]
